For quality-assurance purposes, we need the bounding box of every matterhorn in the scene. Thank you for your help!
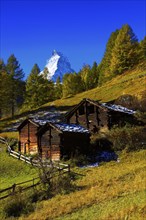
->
[40,50,75,82]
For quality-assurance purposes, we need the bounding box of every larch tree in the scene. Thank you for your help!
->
[110,24,139,75]
[6,54,25,117]
[98,29,119,85]
[139,36,146,61]
[55,76,63,99]
[0,59,9,118]
[25,64,54,109]
[79,64,91,91]
[62,73,84,98]
[87,61,99,89]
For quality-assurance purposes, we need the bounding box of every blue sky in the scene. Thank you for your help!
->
[0,0,146,79]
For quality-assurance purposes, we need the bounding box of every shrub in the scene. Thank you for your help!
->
[3,193,34,218]
[108,126,146,152]
[50,174,75,195]
[67,154,89,167]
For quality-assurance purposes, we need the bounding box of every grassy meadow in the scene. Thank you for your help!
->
[15,150,145,220]
[0,142,38,190]
[0,132,145,219]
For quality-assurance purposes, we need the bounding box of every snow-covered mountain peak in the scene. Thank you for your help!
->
[41,50,74,82]
[52,50,59,56]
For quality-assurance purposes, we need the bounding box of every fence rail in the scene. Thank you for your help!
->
[0,136,69,168]
[0,136,70,200]
[0,178,40,200]
[0,165,70,200]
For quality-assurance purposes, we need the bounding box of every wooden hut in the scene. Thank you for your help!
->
[64,98,136,132]
[18,118,90,160]
[17,118,47,155]
[37,122,90,160]
[17,119,41,154]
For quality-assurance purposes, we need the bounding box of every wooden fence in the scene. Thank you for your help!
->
[0,136,70,200]
[0,162,70,200]
[0,136,70,169]
[0,177,40,200]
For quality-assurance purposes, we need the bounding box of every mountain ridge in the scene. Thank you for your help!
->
[40,50,75,81]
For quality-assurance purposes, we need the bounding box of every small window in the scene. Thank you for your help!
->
[88,104,95,114]
[78,106,85,115]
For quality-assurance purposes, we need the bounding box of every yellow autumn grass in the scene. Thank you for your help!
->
[42,64,146,108]
[19,150,146,220]
[0,131,19,139]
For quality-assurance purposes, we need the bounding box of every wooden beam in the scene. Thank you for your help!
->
[95,106,100,126]
[75,111,79,124]
[85,101,89,129]
[49,127,52,160]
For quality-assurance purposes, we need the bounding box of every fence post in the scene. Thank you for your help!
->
[12,184,16,194]
[58,163,61,175]
[68,164,70,173]
[19,152,21,160]
[30,157,33,165]
[9,148,11,155]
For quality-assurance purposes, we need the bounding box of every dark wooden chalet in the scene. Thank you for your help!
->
[37,122,90,160]
[17,119,42,154]
[64,98,136,132]
[18,118,90,160]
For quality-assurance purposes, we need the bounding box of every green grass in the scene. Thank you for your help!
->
[17,150,146,220]
[0,143,38,189]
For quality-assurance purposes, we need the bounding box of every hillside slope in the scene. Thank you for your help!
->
[0,63,145,132]
[18,150,146,220]
[43,63,146,109]
[0,143,37,189]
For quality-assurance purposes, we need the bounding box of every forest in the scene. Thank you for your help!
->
[0,24,146,118]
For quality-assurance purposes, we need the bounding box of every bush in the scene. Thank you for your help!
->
[5,138,18,151]
[3,193,34,218]
[108,126,146,152]
[50,174,75,195]
[68,154,89,167]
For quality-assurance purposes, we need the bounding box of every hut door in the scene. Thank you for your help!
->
[51,144,60,160]
[25,143,29,154]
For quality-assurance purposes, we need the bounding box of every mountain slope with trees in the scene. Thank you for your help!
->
[0,24,146,119]
[42,62,146,111]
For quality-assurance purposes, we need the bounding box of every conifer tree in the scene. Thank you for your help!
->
[62,73,84,97]
[55,76,63,99]
[139,36,146,61]
[79,64,91,90]
[110,24,139,75]
[88,61,99,89]
[6,54,25,117]
[0,59,9,117]
[98,29,119,85]
[25,64,54,109]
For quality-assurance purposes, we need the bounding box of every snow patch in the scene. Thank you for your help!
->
[54,123,89,133]
[101,103,136,114]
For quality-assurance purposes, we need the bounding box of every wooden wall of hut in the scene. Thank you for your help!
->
[60,132,90,159]
[38,125,90,160]
[39,127,61,160]
[66,102,109,132]
[108,111,136,128]
[19,121,38,154]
